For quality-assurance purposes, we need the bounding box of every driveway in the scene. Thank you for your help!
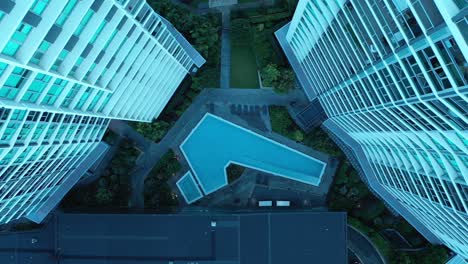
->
[347,225,386,264]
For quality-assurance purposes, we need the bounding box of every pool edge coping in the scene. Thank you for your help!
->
[179,113,328,196]
[176,171,204,204]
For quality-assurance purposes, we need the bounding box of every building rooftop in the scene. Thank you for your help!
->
[0,212,347,264]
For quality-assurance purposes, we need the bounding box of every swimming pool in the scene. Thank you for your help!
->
[176,171,203,204]
[180,113,327,195]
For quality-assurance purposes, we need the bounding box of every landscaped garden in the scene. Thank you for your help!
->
[184,0,259,8]
[185,0,208,8]
[226,163,246,183]
[269,106,304,141]
[334,162,449,264]
[143,149,181,212]
[230,5,297,92]
[61,139,140,209]
[268,106,449,263]
[231,19,260,88]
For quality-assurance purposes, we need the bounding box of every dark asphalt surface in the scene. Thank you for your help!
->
[347,225,386,264]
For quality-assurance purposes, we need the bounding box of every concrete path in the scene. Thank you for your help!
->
[220,9,231,89]
[109,88,308,209]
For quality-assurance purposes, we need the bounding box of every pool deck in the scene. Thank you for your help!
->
[109,88,331,208]
[177,112,332,203]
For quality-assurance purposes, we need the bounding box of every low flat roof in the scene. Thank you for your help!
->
[0,212,347,263]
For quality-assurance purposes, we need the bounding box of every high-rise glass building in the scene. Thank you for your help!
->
[0,0,204,224]
[277,0,468,258]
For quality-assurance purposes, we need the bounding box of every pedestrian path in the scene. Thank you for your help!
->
[109,88,307,208]
[220,9,231,89]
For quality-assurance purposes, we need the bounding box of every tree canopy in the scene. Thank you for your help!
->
[261,64,296,93]
[135,121,170,142]
[147,0,220,60]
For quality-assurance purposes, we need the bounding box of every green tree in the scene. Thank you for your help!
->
[190,22,220,58]
[164,158,182,176]
[293,130,304,142]
[269,106,293,136]
[334,163,349,185]
[135,121,170,142]
[95,188,113,205]
[148,0,220,60]
[144,150,181,211]
[274,68,296,93]
[328,193,354,211]
[391,253,414,264]
[302,127,344,157]
[61,139,139,209]
[353,199,386,221]
[418,245,448,264]
[261,64,281,87]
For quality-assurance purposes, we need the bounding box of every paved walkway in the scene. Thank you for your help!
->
[170,0,276,14]
[220,9,231,89]
[169,0,276,90]
[109,88,308,208]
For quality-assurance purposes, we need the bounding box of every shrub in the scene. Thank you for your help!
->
[261,64,281,87]
[134,121,171,143]
[292,129,304,142]
[352,199,386,222]
[143,150,181,210]
[334,163,349,185]
[273,68,295,93]
[303,128,344,157]
[226,163,245,183]
[61,140,139,209]
[269,106,294,137]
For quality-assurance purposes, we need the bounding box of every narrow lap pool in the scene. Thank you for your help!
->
[176,171,203,204]
[180,114,327,196]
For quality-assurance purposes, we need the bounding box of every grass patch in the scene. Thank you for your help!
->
[231,46,259,88]
[231,19,259,88]
[229,8,294,90]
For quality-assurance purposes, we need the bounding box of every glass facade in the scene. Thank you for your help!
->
[0,0,203,225]
[283,0,468,259]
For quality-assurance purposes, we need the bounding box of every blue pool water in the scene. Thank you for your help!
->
[176,171,203,204]
[180,114,327,195]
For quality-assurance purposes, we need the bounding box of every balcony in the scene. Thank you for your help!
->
[410,0,445,31]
